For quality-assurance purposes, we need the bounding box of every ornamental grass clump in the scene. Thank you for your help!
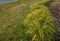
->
[22,1,56,41]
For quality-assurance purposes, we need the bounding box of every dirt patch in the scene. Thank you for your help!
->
[47,2,60,41]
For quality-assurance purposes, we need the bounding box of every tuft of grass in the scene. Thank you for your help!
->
[22,3,56,41]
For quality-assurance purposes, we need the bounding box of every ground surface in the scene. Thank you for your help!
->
[0,0,60,41]
[47,1,60,41]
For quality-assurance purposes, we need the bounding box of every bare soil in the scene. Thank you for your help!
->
[47,2,60,41]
